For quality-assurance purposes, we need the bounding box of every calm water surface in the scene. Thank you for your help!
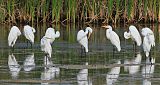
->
[0,23,160,85]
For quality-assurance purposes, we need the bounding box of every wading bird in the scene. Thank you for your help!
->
[141,27,155,57]
[8,26,21,49]
[124,25,142,50]
[77,27,93,55]
[102,25,121,52]
[41,36,52,58]
[24,25,36,48]
[45,27,60,44]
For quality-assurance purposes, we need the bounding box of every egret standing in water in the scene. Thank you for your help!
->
[124,25,142,50]
[77,27,93,56]
[41,36,52,58]
[8,26,21,50]
[24,25,36,48]
[102,25,121,52]
[41,27,60,58]
[141,27,155,57]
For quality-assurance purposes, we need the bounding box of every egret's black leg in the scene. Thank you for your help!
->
[84,47,86,57]
[80,46,83,57]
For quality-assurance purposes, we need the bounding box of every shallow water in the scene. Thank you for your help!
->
[0,23,160,85]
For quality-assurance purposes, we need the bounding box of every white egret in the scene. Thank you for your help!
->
[141,27,155,57]
[24,25,36,48]
[77,27,93,54]
[106,60,121,85]
[8,54,21,79]
[124,25,142,49]
[8,26,21,49]
[124,52,142,74]
[23,53,35,72]
[45,27,60,44]
[77,62,92,85]
[41,36,52,58]
[102,25,121,52]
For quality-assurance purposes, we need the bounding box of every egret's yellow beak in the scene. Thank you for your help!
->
[101,26,109,28]
[88,32,91,39]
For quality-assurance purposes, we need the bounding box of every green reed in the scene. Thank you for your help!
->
[0,0,160,24]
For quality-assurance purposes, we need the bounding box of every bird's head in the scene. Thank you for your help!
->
[86,27,93,39]
[101,25,112,29]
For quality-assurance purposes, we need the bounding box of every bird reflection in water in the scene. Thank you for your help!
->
[106,60,121,85]
[124,52,142,75]
[77,62,92,85]
[23,53,35,72]
[142,57,155,85]
[8,54,21,79]
[41,56,60,85]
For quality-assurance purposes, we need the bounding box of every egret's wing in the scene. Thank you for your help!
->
[110,31,121,51]
[24,26,35,43]
[143,37,151,57]
[129,27,142,46]
[77,30,88,52]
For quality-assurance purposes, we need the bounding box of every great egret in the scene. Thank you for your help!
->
[8,54,21,79]
[141,27,155,57]
[41,36,52,58]
[124,52,142,74]
[102,25,121,52]
[106,60,121,85]
[77,27,93,54]
[45,27,60,44]
[124,25,142,49]
[23,53,35,72]
[77,62,92,85]
[24,25,36,48]
[8,26,21,49]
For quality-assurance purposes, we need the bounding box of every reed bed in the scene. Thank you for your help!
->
[0,0,159,24]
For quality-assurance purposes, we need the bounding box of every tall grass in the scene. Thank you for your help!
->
[0,0,160,24]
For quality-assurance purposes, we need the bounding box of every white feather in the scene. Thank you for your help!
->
[41,36,52,57]
[124,25,142,46]
[24,25,35,43]
[77,27,92,52]
[8,26,21,47]
[106,27,121,51]
[45,27,60,44]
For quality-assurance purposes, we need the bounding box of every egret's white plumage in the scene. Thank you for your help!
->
[77,27,93,52]
[124,25,142,46]
[124,53,142,74]
[23,53,35,72]
[41,36,52,57]
[106,61,121,85]
[102,25,121,51]
[8,26,21,47]
[24,25,36,44]
[45,27,60,44]
[141,27,155,57]
[8,54,21,79]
